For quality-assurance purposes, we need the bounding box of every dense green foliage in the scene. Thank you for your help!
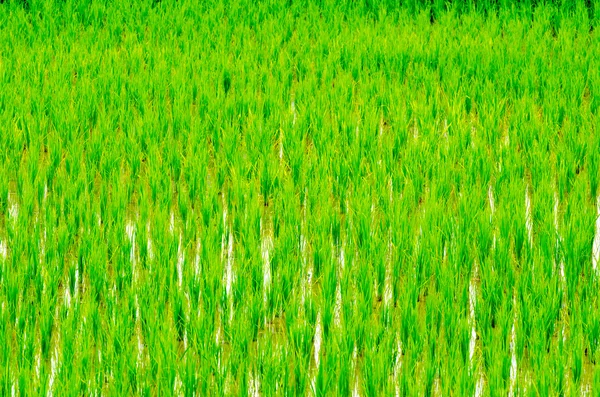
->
[1,0,600,395]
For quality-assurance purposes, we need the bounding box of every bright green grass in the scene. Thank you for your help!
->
[1,1,600,395]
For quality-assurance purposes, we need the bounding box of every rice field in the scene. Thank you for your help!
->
[1,0,600,395]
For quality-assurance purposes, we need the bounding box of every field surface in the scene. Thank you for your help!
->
[1,0,600,395]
